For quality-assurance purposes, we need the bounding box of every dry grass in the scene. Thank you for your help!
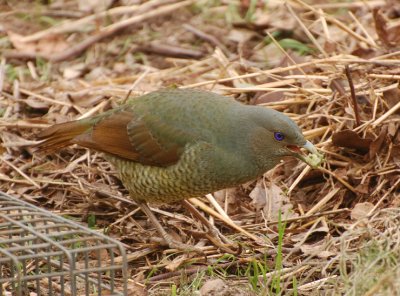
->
[0,0,400,295]
[326,208,400,295]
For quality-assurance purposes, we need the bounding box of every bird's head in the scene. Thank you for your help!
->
[249,107,323,169]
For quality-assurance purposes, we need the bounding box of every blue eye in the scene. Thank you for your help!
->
[274,132,285,141]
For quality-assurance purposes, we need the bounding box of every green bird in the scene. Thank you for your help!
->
[36,88,322,251]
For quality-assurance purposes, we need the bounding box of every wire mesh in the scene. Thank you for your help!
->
[0,192,128,296]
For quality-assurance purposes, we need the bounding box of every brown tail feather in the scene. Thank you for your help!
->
[35,120,91,152]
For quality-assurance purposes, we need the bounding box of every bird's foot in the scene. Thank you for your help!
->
[155,235,206,257]
[180,199,240,254]
[137,201,206,255]
[206,224,232,245]
[205,228,241,254]
[189,227,240,254]
[165,240,205,254]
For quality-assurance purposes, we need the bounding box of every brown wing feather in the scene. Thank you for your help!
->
[127,119,180,166]
[72,111,140,161]
[35,120,91,152]
[37,110,183,167]
[75,111,181,166]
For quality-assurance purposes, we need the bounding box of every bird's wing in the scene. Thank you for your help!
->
[73,110,192,167]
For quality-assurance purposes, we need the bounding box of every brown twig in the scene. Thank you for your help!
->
[345,65,361,127]
[183,24,230,56]
[134,42,204,59]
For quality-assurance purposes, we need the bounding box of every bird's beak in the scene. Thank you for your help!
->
[303,141,319,155]
[288,140,323,168]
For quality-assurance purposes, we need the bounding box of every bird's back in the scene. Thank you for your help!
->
[123,88,246,145]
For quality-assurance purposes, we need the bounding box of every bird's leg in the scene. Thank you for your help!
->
[137,201,204,253]
[180,200,239,253]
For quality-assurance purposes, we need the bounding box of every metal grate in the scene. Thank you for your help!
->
[0,192,128,296]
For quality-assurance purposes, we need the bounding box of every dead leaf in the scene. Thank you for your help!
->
[391,144,400,163]
[383,88,400,109]
[63,63,87,80]
[213,188,238,215]
[228,29,256,43]
[250,181,297,221]
[85,67,113,81]
[291,226,329,243]
[344,106,355,118]
[355,176,371,194]
[78,0,113,12]
[249,181,267,209]
[390,192,400,207]
[0,143,5,155]
[388,122,398,137]
[374,8,391,46]
[24,97,50,109]
[8,31,69,57]
[263,3,297,31]
[369,127,387,159]
[252,43,285,65]
[332,130,372,153]
[300,241,335,258]
[323,40,337,54]
[351,202,374,220]
[329,77,346,96]
[255,91,285,104]
[121,0,141,6]
[373,6,400,47]
[126,282,148,296]
[165,252,189,271]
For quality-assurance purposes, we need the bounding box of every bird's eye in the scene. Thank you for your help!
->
[274,132,285,141]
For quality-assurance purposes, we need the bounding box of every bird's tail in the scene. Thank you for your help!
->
[35,120,91,152]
